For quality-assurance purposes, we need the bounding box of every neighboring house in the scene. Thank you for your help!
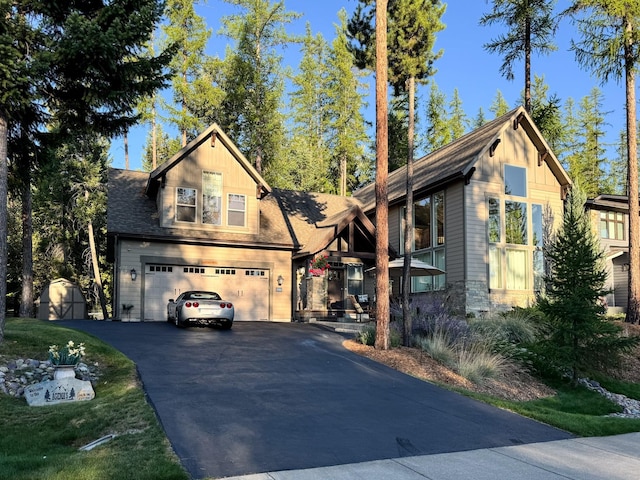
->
[585,194,631,314]
[353,106,572,315]
[107,124,379,322]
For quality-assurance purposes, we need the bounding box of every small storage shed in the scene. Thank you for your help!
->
[37,278,87,320]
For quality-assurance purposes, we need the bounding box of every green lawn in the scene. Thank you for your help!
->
[0,318,188,480]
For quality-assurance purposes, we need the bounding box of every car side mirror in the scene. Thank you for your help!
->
[169,299,174,303]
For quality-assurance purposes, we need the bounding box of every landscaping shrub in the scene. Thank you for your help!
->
[455,344,508,384]
[417,329,456,368]
[468,308,539,360]
[357,322,402,348]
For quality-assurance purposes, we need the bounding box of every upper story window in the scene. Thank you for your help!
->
[176,187,196,223]
[228,194,246,227]
[504,165,527,197]
[600,211,625,240]
[203,171,222,225]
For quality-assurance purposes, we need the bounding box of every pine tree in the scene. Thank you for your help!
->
[566,1,640,324]
[527,75,563,152]
[0,0,171,338]
[448,88,467,140]
[219,0,299,176]
[490,90,511,118]
[277,24,332,191]
[326,10,370,194]
[480,0,557,112]
[566,88,610,198]
[536,187,638,381]
[424,82,451,152]
[162,0,213,146]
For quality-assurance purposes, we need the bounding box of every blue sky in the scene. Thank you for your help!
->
[110,0,629,172]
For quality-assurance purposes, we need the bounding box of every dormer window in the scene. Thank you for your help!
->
[228,194,246,227]
[176,187,196,223]
[203,171,222,225]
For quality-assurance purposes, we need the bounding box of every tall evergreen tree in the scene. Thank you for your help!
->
[375,0,390,350]
[163,0,212,146]
[219,0,299,177]
[480,0,558,113]
[424,81,451,151]
[0,0,171,338]
[471,107,488,129]
[278,24,332,191]
[526,75,563,151]
[536,187,638,381]
[566,1,640,324]
[349,0,445,345]
[326,9,370,195]
[490,89,511,117]
[448,88,467,140]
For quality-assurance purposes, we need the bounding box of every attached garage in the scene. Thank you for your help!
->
[143,263,270,322]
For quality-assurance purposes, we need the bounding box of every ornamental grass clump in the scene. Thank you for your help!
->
[48,340,86,366]
[455,344,508,385]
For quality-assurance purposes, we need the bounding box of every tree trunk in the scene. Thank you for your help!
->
[340,153,347,196]
[124,129,129,170]
[0,114,9,341]
[624,17,640,324]
[19,162,33,318]
[402,76,415,346]
[524,15,531,113]
[374,0,390,350]
[88,220,109,321]
[152,101,157,170]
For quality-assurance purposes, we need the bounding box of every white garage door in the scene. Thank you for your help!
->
[144,264,269,322]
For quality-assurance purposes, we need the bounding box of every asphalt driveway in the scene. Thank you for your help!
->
[60,320,572,479]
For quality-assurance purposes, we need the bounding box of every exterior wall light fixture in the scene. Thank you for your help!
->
[277,275,284,286]
[130,269,137,281]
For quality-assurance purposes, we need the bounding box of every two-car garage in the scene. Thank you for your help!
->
[143,263,270,322]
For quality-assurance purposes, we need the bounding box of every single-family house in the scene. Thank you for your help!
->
[353,106,572,315]
[107,106,572,321]
[585,194,632,314]
[107,124,380,322]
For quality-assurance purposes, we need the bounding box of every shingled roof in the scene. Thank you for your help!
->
[107,169,372,255]
[353,106,570,212]
[108,168,292,248]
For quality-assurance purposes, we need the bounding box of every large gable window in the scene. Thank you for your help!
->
[228,194,246,227]
[176,187,196,223]
[203,171,222,225]
[505,165,527,197]
[489,193,544,291]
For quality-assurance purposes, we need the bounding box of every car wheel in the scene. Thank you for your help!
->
[220,322,232,330]
[174,313,183,328]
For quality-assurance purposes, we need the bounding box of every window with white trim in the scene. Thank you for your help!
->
[176,187,197,223]
[202,171,222,225]
[488,165,544,291]
[227,194,246,227]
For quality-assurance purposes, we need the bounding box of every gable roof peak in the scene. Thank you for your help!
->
[145,123,271,198]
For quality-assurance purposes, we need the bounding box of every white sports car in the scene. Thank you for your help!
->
[167,291,234,329]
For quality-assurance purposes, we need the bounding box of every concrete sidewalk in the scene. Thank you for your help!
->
[221,432,640,480]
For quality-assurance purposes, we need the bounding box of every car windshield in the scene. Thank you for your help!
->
[184,292,221,300]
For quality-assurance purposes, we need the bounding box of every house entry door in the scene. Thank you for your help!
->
[327,267,345,311]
